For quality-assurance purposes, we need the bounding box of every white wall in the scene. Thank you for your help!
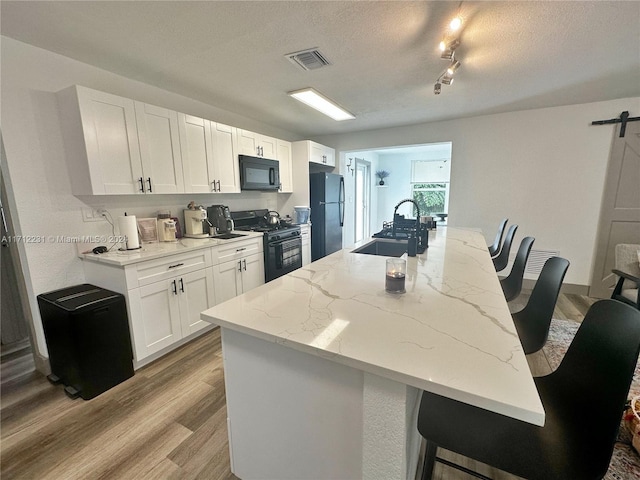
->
[0,37,301,359]
[313,97,640,287]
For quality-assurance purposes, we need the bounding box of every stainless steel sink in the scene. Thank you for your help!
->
[211,233,247,240]
[352,239,407,257]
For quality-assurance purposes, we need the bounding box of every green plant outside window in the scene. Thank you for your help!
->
[412,183,448,216]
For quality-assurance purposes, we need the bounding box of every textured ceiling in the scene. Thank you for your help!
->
[1,1,639,137]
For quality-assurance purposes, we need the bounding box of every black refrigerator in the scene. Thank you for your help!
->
[310,172,345,261]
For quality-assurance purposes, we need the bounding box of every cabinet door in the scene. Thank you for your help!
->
[135,102,184,194]
[236,129,260,157]
[178,113,215,193]
[178,268,215,336]
[213,259,242,305]
[309,142,327,165]
[240,252,266,293]
[212,122,240,193]
[258,136,277,160]
[129,279,182,360]
[301,227,311,266]
[76,87,144,194]
[277,139,293,193]
[323,146,336,167]
[308,141,335,166]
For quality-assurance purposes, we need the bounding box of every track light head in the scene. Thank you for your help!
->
[447,60,461,76]
[441,75,454,85]
[439,39,460,60]
[450,16,462,31]
[434,82,442,95]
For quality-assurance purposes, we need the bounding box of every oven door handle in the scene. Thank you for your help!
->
[270,237,301,247]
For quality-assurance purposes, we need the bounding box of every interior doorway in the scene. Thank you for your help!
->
[354,160,371,243]
[589,121,640,298]
[1,137,36,383]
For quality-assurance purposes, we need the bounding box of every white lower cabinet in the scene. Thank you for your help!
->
[82,236,265,367]
[301,224,311,266]
[214,252,265,304]
[128,265,215,361]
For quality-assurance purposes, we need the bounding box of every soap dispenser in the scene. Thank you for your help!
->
[408,233,417,257]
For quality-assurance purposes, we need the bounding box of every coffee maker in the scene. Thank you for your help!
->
[207,205,234,234]
[183,207,209,238]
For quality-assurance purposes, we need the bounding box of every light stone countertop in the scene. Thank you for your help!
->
[78,231,264,266]
[201,227,545,426]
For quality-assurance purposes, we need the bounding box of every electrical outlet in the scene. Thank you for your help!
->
[81,207,106,222]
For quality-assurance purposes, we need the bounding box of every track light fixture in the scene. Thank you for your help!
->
[433,5,464,95]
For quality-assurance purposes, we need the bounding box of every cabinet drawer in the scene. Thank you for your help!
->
[135,249,212,287]
[212,237,263,265]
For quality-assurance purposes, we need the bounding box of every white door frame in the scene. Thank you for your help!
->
[354,159,371,243]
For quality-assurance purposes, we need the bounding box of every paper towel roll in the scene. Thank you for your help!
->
[118,215,140,250]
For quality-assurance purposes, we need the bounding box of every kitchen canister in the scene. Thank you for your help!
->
[294,206,310,224]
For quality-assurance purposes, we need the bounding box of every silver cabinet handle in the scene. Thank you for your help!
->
[217,180,221,191]
[139,177,145,193]
[236,247,246,252]
[243,259,247,271]
[171,279,177,295]
[238,260,242,272]
[168,263,184,269]
[179,278,184,292]
[211,181,216,192]
[147,177,153,193]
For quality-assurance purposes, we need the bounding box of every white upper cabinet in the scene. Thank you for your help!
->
[294,140,336,167]
[134,102,184,194]
[277,139,293,193]
[178,113,214,193]
[212,122,240,193]
[58,85,144,195]
[58,85,287,196]
[310,141,335,166]
[179,115,240,194]
[237,129,277,159]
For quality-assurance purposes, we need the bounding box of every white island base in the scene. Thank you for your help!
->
[222,328,422,480]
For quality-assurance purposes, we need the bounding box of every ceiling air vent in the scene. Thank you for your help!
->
[286,48,331,71]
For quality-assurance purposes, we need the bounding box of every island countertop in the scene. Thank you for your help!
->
[201,227,544,426]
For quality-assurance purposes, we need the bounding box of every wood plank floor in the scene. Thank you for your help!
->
[1,293,595,480]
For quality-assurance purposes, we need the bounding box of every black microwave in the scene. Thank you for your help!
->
[239,155,280,191]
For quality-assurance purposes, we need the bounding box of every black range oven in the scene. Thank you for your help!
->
[232,209,302,282]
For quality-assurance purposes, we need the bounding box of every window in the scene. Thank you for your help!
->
[412,183,448,216]
[411,160,450,216]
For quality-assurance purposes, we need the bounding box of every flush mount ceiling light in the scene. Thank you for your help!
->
[288,88,355,121]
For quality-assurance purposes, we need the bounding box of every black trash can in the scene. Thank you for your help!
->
[37,283,134,400]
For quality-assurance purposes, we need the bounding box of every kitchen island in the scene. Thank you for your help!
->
[201,227,544,480]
